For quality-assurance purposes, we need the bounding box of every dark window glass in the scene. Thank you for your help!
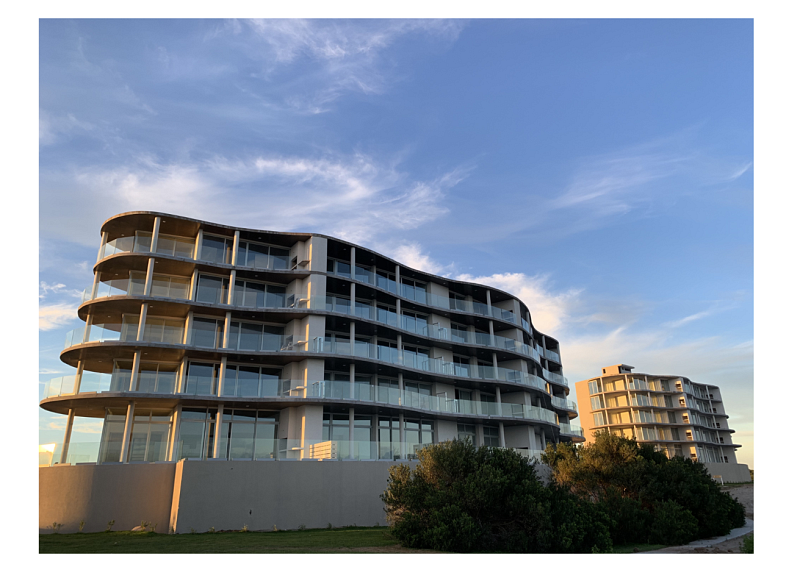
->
[192,318,222,348]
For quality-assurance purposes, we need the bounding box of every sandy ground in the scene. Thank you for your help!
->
[647,484,754,554]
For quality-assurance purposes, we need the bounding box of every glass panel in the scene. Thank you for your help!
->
[128,422,150,462]
[185,362,217,395]
[201,235,232,264]
[238,323,262,351]
[265,285,286,308]
[146,423,170,461]
[196,275,225,304]
[255,418,277,459]
[223,366,237,396]
[237,367,260,397]
[178,420,206,459]
[271,248,290,270]
[248,243,271,269]
[261,326,283,351]
[192,318,222,348]
[99,418,125,463]
[229,423,255,459]
[150,275,171,298]
[260,370,280,397]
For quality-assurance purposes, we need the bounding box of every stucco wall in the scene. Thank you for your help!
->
[169,459,401,533]
[39,462,176,534]
[704,462,752,483]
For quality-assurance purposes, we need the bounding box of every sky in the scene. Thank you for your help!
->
[37,18,754,467]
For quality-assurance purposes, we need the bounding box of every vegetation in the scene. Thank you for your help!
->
[40,527,397,554]
[381,439,613,553]
[740,533,754,553]
[542,431,746,546]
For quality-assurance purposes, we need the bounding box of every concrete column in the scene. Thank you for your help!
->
[82,314,93,343]
[492,352,499,380]
[144,257,155,296]
[498,422,506,448]
[396,298,401,328]
[349,363,355,399]
[96,231,109,263]
[218,356,228,396]
[350,321,355,354]
[398,373,404,405]
[399,412,405,445]
[231,231,241,266]
[90,270,101,300]
[189,269,198,301]
[228,270,236,305]
[397,334,403,365]
[149,216,161,253]
[194,229,203,261]
[130,350,142,392]
[168,403,182,461]
[349,407,355,459]
[488,320,495,342]
[213,402,225,459]
[486,289,492,310]
[59,409,75,464]
[350,282,356,315]
[184,312,194,345]
[176,356,188,394]
[223,312,232,349]
[350,247,356,279]
[119,401,136,463]
[395,265,401,287]
[72,361,85,395]
[495,386,502,404]
[136,303,148,341]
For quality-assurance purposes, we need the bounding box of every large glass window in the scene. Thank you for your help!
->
[136,362,179,393]
[142,317,184,345]
[228,322,285,352]
[401,278,426,303]
[109,360,133,392]
[376,303,398,327]
[183,362,219,395]
[155,234,195,259]
[150,274,190,299]
[191,317,224,349]
[403,345,430,370]
[98,409,126,462]
[379,417,401,459]
[195,274,229,304]
[376,270,397,294]
[483,425,500,447]
[177,408,217,459]
[223,365,282,397]
[402,310,427,335]
[404,418,433,458]
[127,409,172,462]
[200,234,232,264]
[450,322,468,343]
[233,280,286,308]
[457,423,477,446]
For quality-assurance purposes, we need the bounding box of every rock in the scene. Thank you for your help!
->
[131,526,146,532]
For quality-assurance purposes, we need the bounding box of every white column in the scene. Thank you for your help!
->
[397,334,403,365]
[90,270,101,301]
[228,270,236,305]
[130,350,142,392]
[492,352,499,380]
[194,229,203,261]
[350,247,356,279]
[213,402,225,458]
[136,303,148,341]
[498,422,506,448]
[184,312,194,345]
[223,312,232,349]
[350,322,355,354]
[349,407,355,459]
[218,356,228,396]
[349,363,355,399]
[176,356,188,394]
[149,216,161,253]
[144,258,156,296]
[231,231,241,265]
[119,401,136,463]
[59,409,75,464]
[350,282,356,315]
[73,361,85,395]
[96,231,109,262]
[398,372,404,405]
[486,289,492,310]
[82,314,93,343]
[189,269,198,301]
[168,403,182,461]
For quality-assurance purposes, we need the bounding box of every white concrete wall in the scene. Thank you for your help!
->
[704,462,751,483]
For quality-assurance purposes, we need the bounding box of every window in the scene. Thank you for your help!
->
[142,316,184,345]
[127,409,173,462]
[327,259,352,278]
[593,413,606,426]
[135,362,179,393]
[109,360,133,392]
[98,408,127,463]
[453,355,470,377]
[405,419,434,457]
[450,322,468,343]
[402,310,428,335]
[237,241,290,270]
[200,234,233,264]
[401,278,426,303]
[378,417,401,459]
[177,407,217,460]
[191,317,224,349]
[483,425,500,447]
[183,362,220,396]
[228,321,285,352]
[376,303,397,327]
[589,380,601,394]
[403,345,430,370]
[590,397,604,410]
[457,423,477,446]
[217,410,280,460]
[155,233,195,259]
[449,291,467,311]
[150,274,191,299]
[223,365,282,397]
[195,274,229,304]
[233,280,286,309]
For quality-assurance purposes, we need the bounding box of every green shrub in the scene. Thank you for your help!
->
[649,500,699,546]
[381,439,611,553]
[740,533,753,553]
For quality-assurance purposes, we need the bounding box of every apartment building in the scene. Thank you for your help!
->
[40,211,583,532]
[575,364,750,482]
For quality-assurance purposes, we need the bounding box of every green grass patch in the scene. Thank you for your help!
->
[611,542,668,554]
[39,527,400,554]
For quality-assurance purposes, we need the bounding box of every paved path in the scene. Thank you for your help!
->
[642,518,754,553]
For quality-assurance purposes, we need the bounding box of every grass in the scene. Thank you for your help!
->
[611,542,667,553]
[39,526,401,554]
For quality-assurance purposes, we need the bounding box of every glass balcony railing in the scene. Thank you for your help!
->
[559,423,584,438]
[544,349,561,364]
[550,397,577,412]
[306,381,558,425]
[41,441,102,466]
[542,368,568,386]
[42,375,77,398]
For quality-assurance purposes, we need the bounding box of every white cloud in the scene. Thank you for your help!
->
[39,303,79,331]
[39,281,83,299]
[45,152,469,248]
[388,242,453,275]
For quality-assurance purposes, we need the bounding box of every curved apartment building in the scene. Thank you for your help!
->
[575,364,750,482]
[42,211,584,470]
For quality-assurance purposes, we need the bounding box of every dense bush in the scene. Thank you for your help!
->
[542,431,746,545]
[381,439,612,553]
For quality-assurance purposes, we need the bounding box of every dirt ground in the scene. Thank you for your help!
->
[648,484,754,554]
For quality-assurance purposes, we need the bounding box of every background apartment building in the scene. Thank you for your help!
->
[575,364,750,482]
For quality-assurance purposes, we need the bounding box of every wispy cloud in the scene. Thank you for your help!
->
[39,303,79,331]
[44,152,470,248]
[215,19,465,114]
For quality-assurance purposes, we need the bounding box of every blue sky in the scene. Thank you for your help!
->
[38,18,754,467]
